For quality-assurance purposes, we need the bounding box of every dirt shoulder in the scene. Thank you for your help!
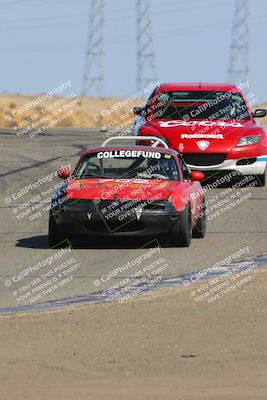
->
[0,266,266,400]
[0,93,266,130]
[0,93,143,129]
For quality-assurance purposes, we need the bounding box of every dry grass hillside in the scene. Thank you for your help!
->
[0,93,266,134]
[0,93,144,133]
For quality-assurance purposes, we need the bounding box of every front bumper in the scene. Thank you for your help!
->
[52,199,180,237]
[188,156,267,175]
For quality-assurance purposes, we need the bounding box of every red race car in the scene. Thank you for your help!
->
[49,136,206,247]
[134,83,267,186]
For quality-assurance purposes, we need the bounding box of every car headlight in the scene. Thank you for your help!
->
[237,135,261,146]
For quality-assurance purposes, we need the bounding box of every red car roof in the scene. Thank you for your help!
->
[158,82,240,92]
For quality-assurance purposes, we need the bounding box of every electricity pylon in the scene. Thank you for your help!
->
[136,0,157,91]
[82,0,105,97]
[228,0,250,85]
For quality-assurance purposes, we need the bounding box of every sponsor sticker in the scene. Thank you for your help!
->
[181,133,224,139]
[96,150,162,159]
[158,120,244,128]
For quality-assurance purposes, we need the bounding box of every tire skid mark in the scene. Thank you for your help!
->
[0,252,266,315]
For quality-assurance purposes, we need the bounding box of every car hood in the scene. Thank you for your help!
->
[143,119,263,152]
[66,178,179,201]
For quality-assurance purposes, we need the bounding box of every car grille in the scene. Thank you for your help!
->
[65,199,166,221]
[182,153,227,166]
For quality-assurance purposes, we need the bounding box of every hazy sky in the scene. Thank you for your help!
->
[0,0,266,102]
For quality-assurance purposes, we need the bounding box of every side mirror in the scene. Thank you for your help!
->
[133,106,146,116]
[57,167,70,179]
[190,171,205,182]
[253,109,267,118]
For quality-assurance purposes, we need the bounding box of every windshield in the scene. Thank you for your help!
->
[75,150,180,181]
[152,91,250,121]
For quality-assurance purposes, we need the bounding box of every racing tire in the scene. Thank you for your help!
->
[48,214,67,248]
[192,198,206,238]
[170,204,192,247]
[256,173,266,187]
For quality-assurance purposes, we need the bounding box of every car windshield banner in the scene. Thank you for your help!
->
[97,150,162,159]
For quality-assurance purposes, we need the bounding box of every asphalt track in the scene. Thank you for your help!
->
[0,128,266,309]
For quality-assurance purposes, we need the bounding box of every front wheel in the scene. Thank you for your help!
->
[193,198,206,238]
[256,173,266,187]
[48,215,67,248]
[170,204,192,247]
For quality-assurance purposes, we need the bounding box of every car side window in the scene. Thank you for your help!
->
[179,157,191,181]
[146,88,157,107]
[141,88,157,117]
